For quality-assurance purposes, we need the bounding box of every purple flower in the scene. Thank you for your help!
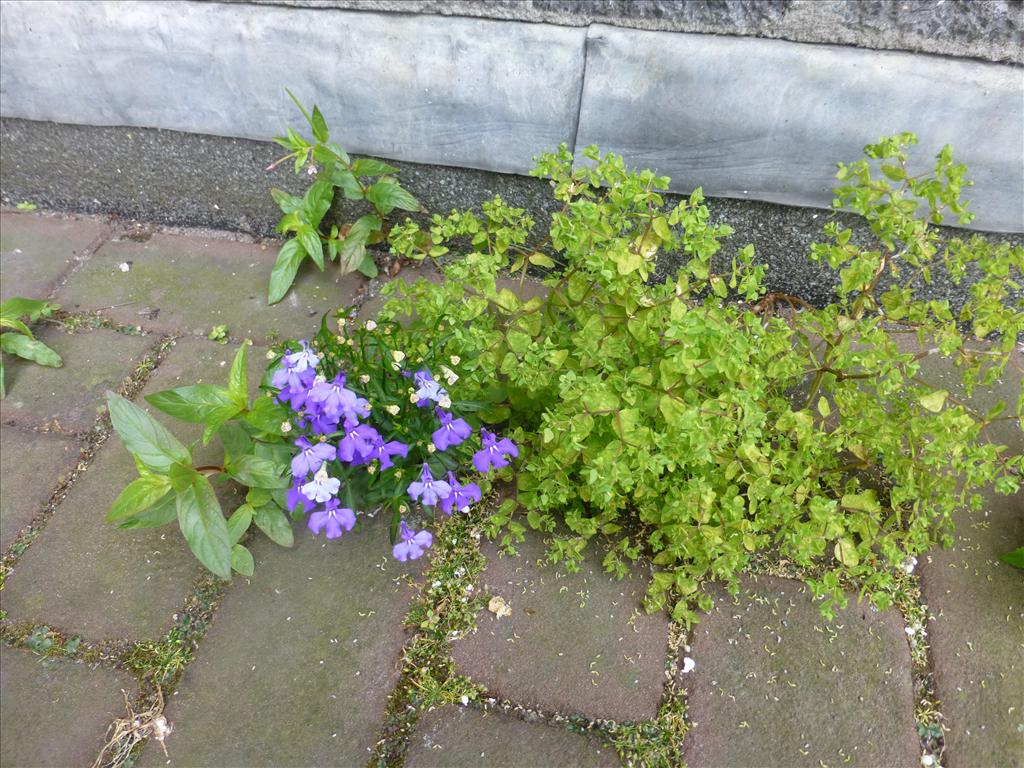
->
[440,472,482,515]
[284,340,319,373]
[406,462,452,507]
[431,408,472,451]
[413,370,448,408]
[472,429,519,474]
[301,464,341,503]
[392,520,433,561]
[309,373,369,421]
[274,367,315,410]
[286,482,307,514]
[337,418,380,463]
[360,434,409,470]
[291,437,337,478]
[308,499,356,539]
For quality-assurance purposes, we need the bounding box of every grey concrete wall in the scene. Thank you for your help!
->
[1,0,1022,231]
[250,0,1024,64]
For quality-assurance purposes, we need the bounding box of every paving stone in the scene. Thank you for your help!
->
[0,645,134,768]
[0,440,203,640]
[682,574,919,768]
[0,211,105,302]
[55,231,364,342]
[915,345,1023,768]
[0,426,80,550]
[137,514,423,768]
[451,528,669,723]
[405,705,619,768]
[0,326,151,432]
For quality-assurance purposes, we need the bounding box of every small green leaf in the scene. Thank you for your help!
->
[270,188,302,214]
[245,396,289,435]
[528,252,556,268]
[817,397,831,418]
[228,341,250,406]
[106,392,191,473]
[356,255,379,278]
[999,547,1024,570]
[0,333,62,367]
[350,158,399,176]
[227,504,253,545]
[0,316,34,337]
[298,226,324,270]
[0,298,58,322]
[146,384,240,424]
[834,537,859,567]
[227,455,289,489]
[268,239,305,304]
[338,214,381,273]
[231,543,255,576]
[310,105,329,144]
[106,475,173,522]
[253,503,294,547]
[918,390,948,413]
[365,180,420,215]
[117,492,177,529]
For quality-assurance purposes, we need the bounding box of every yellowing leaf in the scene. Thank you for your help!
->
[919,390,948,412]
[834,537,859,567]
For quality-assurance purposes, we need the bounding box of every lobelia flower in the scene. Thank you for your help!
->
[283,339,319,373]
[308,373,369,421]
[301,463,341,504]
[286,482,307,514]
[413,370,448,408]
[440,472,482,515]
[406,462,452,507]
[337,417,380,463]
[472,429,519,473]
[291,437,337,478]
[308,498,356,539]
[432,407,472,451]
[392,520,433,561]
[359,433,409,470]
[274,367,316,410]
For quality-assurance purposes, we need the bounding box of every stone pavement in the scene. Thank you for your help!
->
[0,209,1021,768]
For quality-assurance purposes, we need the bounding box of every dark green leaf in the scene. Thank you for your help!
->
[146,384,239,424]
[338,214,381,273]
[106,392,191,473]
[356,255,379,278]
[245,396,289,435]
[0,298,59,322]
[270,188,302,214]
[298,225,324,270]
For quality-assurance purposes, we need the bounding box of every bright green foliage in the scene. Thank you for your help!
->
[1001,547,1024,570]
[0,297,63,398]
[384,138,1023,625]
[266,90,422,302]
[105,341,292,579]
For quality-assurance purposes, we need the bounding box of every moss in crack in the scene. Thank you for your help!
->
[370,507,489,767]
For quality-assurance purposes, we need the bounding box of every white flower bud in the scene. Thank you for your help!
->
[450,355,461,365]
[359,374,370,384]
[365,320,377,331]
[392,350,406,363]
[280,421,292,433]
[265,349,276,360]
[438,396,452,409]
[427,443,436,453]
[386,404,400,416]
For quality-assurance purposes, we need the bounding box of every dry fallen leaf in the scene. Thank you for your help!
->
[488,595,512,619]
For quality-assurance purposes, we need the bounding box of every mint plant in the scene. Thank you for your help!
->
[266,90,422,302]
[0,297,63,398]
[385,137,1022,625]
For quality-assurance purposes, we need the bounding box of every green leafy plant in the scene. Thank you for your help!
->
[266,90,422,303]
[0,297,63,398]
[15,201,37,211]
[384,136,1023,625]
[207,324,229,344]
[105,341,294,578]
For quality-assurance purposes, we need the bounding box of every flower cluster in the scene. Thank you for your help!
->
[270,336,517,562]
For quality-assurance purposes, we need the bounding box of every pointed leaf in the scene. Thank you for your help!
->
[231,543,255,576]
[177,474,232,578]
[0,333,62,367]
[227,504,253,545]
[918,390,948,413]
[268,238,305,304]
[310,105,329,144]
[228,341,250,406]
[106,392,190,473]
[365,180,419,215]
[107,475,173,522]
[253,503,294,547]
